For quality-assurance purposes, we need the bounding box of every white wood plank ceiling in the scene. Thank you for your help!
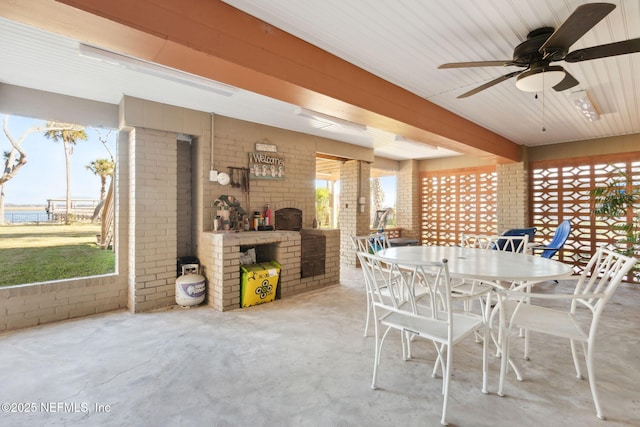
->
[222,0,640,147]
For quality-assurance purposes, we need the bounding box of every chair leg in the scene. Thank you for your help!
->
[481,321,488,394]
[440,346,452,426]
[585,342,605,420]
[371,319,381,389]
[363,293,372,337]
[569,339,583,379]
[497,329,510,397]
[432,342,445,378]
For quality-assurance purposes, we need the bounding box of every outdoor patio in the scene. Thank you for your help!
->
[0,266,638,426]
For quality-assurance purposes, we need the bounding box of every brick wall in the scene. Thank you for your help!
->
[396,160,420,240]
[203,116,316,231]
[496,162,528,232]
[128,127,178,312]
[339,160,371,267]
[196,115,340,310]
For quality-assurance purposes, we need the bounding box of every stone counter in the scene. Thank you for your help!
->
[200,229,340,311]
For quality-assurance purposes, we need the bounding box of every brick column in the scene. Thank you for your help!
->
[339,160,370,266]
[396,159,420,240]
[128,127,178,312]
[496,162,528,233]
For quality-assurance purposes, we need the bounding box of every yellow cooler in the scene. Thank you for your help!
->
[240,261,281,307]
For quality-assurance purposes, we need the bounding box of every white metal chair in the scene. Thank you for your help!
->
[350,233,390,254]
[350,234,392,336]
[357,251,489,426]
[458,232,530,360]
[493,233,530,254]
[495,245,638,420]
[460,232,500,250]
[454,233,501,312]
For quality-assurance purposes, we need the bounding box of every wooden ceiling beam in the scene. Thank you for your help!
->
[3,0,520,162]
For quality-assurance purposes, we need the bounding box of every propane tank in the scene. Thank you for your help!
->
[175,264,206,307]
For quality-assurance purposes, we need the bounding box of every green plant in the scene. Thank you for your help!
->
[315,187,331,227]
[591,170,640,257]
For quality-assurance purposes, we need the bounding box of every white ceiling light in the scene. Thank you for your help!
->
[294,107,367,131]
[570,90,600,121]
[395,135,437,150]
[78,43,237,96]
[515,66,566,92]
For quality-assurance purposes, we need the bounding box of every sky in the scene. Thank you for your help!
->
[1,114,116,206]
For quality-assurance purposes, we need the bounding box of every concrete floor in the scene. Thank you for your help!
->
[1,266,639,427]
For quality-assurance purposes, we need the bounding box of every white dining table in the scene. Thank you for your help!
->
[375,245,574,383]
[375,245,573,284]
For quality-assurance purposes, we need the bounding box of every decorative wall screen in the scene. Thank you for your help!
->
[420,166,497,246]
[530,152,640,278]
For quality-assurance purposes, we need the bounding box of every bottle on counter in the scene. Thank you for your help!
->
[253,211,260,231]
[264,204,272,226]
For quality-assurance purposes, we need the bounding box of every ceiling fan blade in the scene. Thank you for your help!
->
[540,3,616,55]
[565,38,640,62]
[438,60,516,69]
[457,71,523,98]
[553,70,579,92]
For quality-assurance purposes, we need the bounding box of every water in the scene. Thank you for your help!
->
[3,210,51,223]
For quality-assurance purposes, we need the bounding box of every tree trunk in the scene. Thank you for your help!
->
[100,176,107,202]
[0,183,6,225]
[64,140,72,224]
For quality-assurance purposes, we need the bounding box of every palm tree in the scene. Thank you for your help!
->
[86,158,114,202]
[43,122,88,224]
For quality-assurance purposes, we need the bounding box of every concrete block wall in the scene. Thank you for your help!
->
[497,162,528,232]
[339,160,371,267]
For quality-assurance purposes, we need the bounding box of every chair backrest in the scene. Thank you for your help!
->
[350,233,389,254]
[356,251,451,319]
[540,220,571,259]
[460,233,499,249]
[571,245,638,320]
[496,227,536,253]
[494,234,529,254]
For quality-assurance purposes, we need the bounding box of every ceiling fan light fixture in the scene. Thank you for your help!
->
[515,66,566,92]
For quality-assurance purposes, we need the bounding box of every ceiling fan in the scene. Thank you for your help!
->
[439,2,640,98]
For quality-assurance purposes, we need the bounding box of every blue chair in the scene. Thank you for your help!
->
[496,227,537,252]
[532,220,571,259]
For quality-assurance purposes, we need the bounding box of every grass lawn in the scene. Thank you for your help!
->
[0,223,115,287]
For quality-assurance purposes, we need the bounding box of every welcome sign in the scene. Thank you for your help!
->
[248,152,285,180]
